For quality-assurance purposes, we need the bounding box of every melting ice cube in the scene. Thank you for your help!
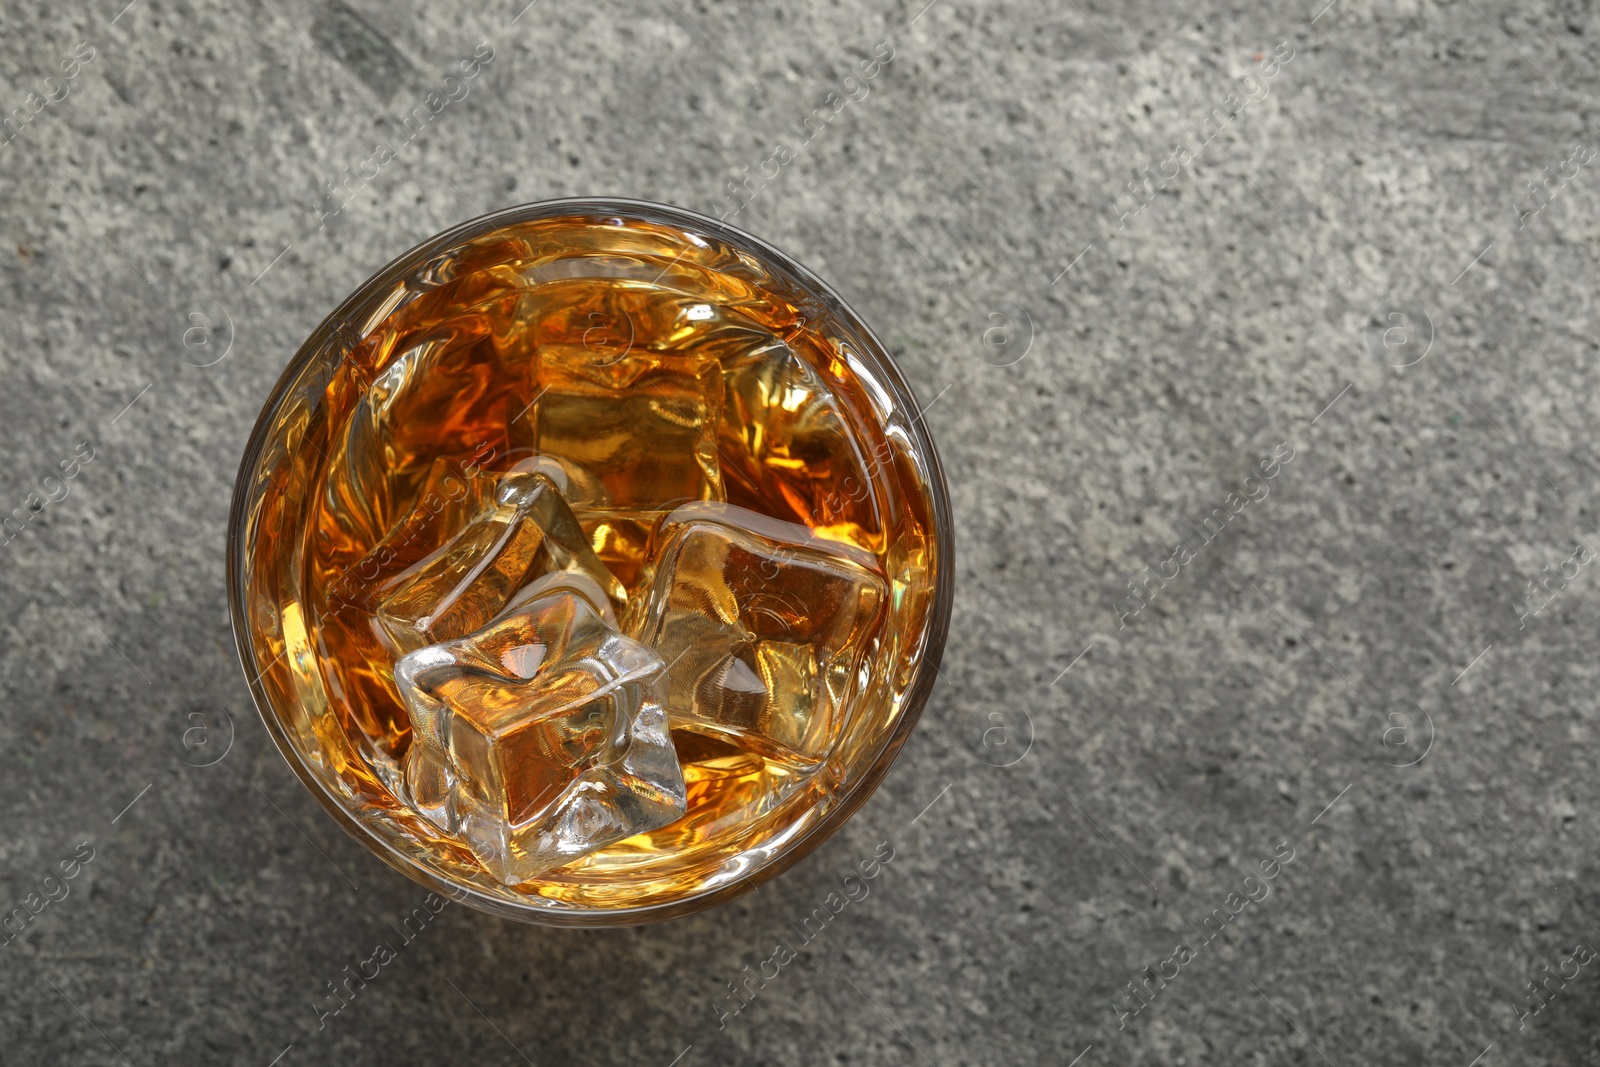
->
[631,502,887,766]
[374,463,627,657]
[394,578,685,884]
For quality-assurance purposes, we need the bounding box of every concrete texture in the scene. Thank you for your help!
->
[3,0,1599,1063]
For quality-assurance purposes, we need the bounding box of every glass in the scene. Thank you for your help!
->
[227,198,953,925]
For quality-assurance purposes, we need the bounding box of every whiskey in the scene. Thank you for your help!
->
[240,207,944,916]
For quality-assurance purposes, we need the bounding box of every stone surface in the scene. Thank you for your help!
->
[2,0,1599,1064]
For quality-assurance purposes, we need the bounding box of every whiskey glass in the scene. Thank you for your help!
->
[227,198,953,925]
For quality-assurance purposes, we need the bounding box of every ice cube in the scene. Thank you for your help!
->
[631,502,887,765]
[317,272,538,562]
[719,340,886,553]
[579,510,669,593]
[402,739,458,831]
[498,569,621,628]
[394,583,686,884]
[375,464,627,657]
[327,457,484,612]
[526,343,726,597]
[527,343,725,513]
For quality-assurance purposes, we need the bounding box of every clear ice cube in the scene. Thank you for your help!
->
[318,270,537,560]
[631,502,887,765]
[394,580,685,884]
[719,339,886,553]
[340,453,584,613]
[374,462,627,657]
[526,344,725,512]
[402,738,457,831]
[523,342,728,599]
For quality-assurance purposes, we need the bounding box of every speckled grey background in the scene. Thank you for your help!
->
[3,0,1599,1063]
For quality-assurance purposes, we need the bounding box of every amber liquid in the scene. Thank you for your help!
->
[258,215,938,910]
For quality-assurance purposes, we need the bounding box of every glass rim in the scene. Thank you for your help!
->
[226,196,956,925]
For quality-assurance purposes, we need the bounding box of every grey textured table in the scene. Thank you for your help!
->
[4,0,1599,1063]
